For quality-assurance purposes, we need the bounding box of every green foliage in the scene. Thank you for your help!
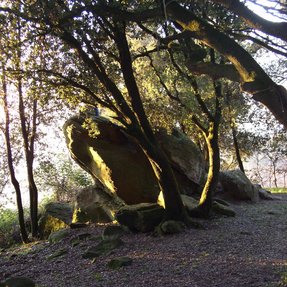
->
[266,188,287,194]
[0,208,21,247]
[35,154,93,202]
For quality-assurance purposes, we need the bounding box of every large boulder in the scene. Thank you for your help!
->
[254,184,281,200]
[219,170,259,202]
[64,117,206,205]
[64,116,160,204]
[38,202,73,239]
[73,184,125,223]
[115,203,165,232]
[156,128,206,193]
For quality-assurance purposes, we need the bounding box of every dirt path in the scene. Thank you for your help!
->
[0,195,286,287]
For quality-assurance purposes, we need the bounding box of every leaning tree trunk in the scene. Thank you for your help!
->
[114,22,187,221]
[139,135,186,221]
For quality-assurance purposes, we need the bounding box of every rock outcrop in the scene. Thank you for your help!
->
[156,129,206,193]
[64,116,161,204]
[115,203,165,233]
[63,116,206,206]
[38,202,73,239]
[219,170,259,202]
[73,184,125,224]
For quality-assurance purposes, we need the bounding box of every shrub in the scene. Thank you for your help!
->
[0,208,20,248]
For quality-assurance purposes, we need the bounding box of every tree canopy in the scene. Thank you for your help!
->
[0,0,286,224]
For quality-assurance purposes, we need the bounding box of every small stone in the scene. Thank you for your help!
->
[212,201,236,217]
[82,238,124,259]
[102,225,126,239]
[48,229,70,244]
[1,277,35,287]
[107,257,132,269]
[47,248,68,260]
[160,220,185,234]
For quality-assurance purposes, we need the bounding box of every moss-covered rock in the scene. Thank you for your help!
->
[82,237,124,259]
[159,220,186,235]
[115,203,165,233]
[156,128,206,192]
[73,185,123,224]
[212,201,236,217]
[38,202,73,239]
[48,229,70,244]
[0,277,35,287]
[181,194,198,215]
[64,117,160,204]
[64,117,206,208]
[107,257,132,269]
[73,205,113,224]
[47,247,68,260]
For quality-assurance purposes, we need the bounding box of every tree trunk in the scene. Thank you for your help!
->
[231,126,245,173]
[18,79,39,237]
[189,78,222,218]
[114,23,186,221]
[9,176,29,243]
[139,136,186,220]
[272,160,278,188]
[1,65,29,243]
[27,159,38,237]
[197,122,221,217]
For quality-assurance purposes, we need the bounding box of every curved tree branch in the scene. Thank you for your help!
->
[211,0,287,42]
[185,61,241,82]
[165,1,287,128]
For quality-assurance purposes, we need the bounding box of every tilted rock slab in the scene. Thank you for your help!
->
[64,116,160,204]
[64,116,206,206]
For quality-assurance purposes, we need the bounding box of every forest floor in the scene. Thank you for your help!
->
[0,194,286,287]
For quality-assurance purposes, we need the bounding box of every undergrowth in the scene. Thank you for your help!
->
[0,208,21,248]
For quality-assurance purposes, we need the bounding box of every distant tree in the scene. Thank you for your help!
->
[0,62,29,243]
[0,8,68,240]
[35,155,93,202]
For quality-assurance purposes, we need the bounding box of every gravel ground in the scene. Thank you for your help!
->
[0,195,286,287]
